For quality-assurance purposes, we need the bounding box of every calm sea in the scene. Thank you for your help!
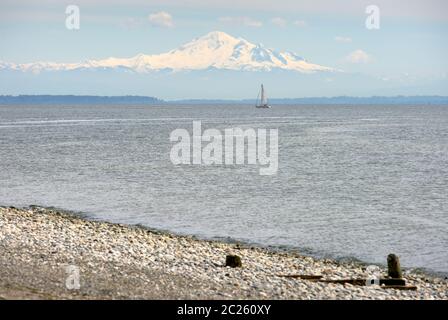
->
[1,104,447,275]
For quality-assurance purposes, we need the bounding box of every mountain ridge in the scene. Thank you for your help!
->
[0,31,333,74]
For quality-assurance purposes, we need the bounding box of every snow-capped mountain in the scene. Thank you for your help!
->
[1,31,332,74]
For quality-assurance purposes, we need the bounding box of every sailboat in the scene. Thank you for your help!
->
[255,84,271,108]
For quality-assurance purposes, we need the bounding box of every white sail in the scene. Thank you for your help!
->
[261,84,265,105]
[256,84,271,108]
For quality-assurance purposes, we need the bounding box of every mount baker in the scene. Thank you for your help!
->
[0,31,333,74]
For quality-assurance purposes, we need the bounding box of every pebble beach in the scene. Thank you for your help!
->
[0,206,447,300]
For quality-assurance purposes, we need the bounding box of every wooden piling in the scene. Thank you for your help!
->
[387,254,403,279]
[225,255,242,268]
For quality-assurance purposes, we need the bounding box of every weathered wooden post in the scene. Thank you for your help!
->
[387,254,402,279]
[226,254,242,268]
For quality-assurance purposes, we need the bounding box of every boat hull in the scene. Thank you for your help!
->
[256,105,271,108]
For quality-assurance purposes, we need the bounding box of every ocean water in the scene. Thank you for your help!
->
[1,104,447,275]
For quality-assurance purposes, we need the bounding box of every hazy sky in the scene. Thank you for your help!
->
[1,0,447,97]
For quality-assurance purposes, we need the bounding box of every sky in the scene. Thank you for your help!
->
[1,0,447,98]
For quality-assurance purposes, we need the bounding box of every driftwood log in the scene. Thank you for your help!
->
[275,275,406,286]
[312,278,406,286]
[277,274,323,280]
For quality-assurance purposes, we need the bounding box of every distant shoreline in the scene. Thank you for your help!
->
[1,95,448,105]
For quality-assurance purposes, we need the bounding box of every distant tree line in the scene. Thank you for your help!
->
[1,95,447,105]
[0,95,163,105]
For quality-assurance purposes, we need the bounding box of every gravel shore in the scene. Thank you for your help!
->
[0,206,447,300]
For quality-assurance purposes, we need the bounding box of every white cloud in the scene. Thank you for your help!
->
[148,11,174,28]
[271,17,287,27]
[293,20,307,27]
[218,16,262,27]
[334,36,352,43]
[346,49,372,63]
